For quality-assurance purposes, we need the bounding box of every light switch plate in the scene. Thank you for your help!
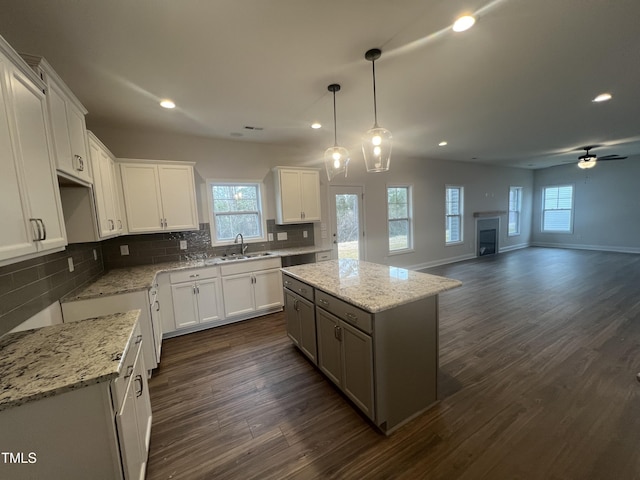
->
[120,245,129,256]
[179,240,187,250]
[93,249,97,261]
[268,233,274,241]
[68,257,74,272]
[303,230,308,238]
[277,232,287,241]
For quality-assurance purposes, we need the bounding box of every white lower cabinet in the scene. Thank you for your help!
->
[61,290,161,373]
[0,321,151,480]
[221,258,283,319]
[116,331,152,480]
[170,267,223,329]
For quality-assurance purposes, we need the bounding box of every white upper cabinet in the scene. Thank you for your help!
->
[22,54,91,185]
[273,167,321,224]
[0,38,66,265]
[88,132,124,238]
[120,160,198,234]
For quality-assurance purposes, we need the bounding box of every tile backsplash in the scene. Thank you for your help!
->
[0,243,104,336]
[102,220,314,270]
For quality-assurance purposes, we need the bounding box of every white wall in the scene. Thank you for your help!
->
[532,159,640,253]
[91,126,534,268]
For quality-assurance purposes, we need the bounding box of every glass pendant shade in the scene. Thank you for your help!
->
[324,145,350,180]
[362,125,392,172]
[324,83,349,181]
[362,48,392,173]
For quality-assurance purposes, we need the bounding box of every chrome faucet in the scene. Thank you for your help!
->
[234,233,248,255]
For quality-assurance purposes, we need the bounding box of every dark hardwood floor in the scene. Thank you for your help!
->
[146,247,640,479]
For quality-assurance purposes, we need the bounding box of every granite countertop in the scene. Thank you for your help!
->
[62,246,331,303]
[281,259,462,313]
[0,310,140,411]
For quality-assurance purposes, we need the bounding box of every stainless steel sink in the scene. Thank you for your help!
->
[203,252,273,265]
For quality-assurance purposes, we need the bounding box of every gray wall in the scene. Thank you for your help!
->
[532,159,640,253]
[92,125,534,269]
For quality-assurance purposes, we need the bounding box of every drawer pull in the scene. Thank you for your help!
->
[284,280,292,286]
[189,273,200,278]
[319,298,329,306]
[135,334,143,345]
[124,365,134,379]
[298,288,307,294]
[346,312,358,323]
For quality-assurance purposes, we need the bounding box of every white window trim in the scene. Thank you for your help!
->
[206,179,268,246]
[508,186,523,237]
[386,184,414,255]
[445,185,464,245]
[541,184,574,234]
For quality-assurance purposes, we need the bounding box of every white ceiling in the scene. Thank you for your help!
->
[2,0,639,169]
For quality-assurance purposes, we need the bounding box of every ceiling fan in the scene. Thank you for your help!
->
[577,146,627,169]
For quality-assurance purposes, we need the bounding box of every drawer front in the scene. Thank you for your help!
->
[282,275,314,302]
[315,290,372,334]
[316,251,331,262]
[220,257,282,276]
[170,266,219,284]
[111,322,142,411]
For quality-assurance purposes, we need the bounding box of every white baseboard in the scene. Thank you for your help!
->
[531,242,640,254]
[409,253,477,271]
[499,243,530,253]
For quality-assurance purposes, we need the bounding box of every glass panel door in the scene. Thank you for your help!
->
[330,186,364,260]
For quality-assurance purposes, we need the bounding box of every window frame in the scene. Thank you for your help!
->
[445,185,464,245]
[386,184,414,255]
[508,186,523,237]
[541,184,574,233]
[206,179,268,246]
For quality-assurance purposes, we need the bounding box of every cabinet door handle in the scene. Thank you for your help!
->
[160,218,164,228]
[135,375,143,397]
[108,219,114,231]
[163,218,168,228]
[346,312,358,323]
[334,325,342,341]
[37,219,47,240]
[192,285,196,295]
[29,218,40,241]
[124,365,134,379]
[196,285,200,294]
[117,219,122,230]
[293,298,298,311]
[155,300,160,312]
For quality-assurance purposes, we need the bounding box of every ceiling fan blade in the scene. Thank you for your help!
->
[599,155,627,161]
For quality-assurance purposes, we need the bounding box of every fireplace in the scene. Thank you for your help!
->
[476,217,500,257]
[478,229,496,256]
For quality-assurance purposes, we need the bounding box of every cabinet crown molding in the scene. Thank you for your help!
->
[117,158,196,166]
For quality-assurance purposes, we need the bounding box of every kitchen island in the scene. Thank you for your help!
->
[281,259,461,434]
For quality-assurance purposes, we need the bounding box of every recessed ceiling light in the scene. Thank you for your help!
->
[453,15,476,32]
[592,93,612,103]
[160,99,175,109]
[311,122,322,129]
[439,141,448,146]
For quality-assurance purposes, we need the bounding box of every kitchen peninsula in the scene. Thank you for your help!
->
[281,259,461,434]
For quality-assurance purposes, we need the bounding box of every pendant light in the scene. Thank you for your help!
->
[362,48,392,173]
[324,83,350,181]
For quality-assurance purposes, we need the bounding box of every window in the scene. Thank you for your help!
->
[542,185,574,232]
[387,186,413,252]
[445,186,463,244]
[207,181,266,244]
[508,186,522,236]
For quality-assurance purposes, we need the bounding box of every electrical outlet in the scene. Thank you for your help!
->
[120,245,129,256]
[277,232,288,241]
[179,240,187,250]
[68,257,74,272]
[268,233,274,241]
[93,249,97,261]
[303,230,308,238]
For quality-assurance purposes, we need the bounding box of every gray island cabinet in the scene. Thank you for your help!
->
[282,259,461,434]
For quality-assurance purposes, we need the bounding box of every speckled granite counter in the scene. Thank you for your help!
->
[281,259,461,313]
[0,310,139,411]
[62,246,331,302]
